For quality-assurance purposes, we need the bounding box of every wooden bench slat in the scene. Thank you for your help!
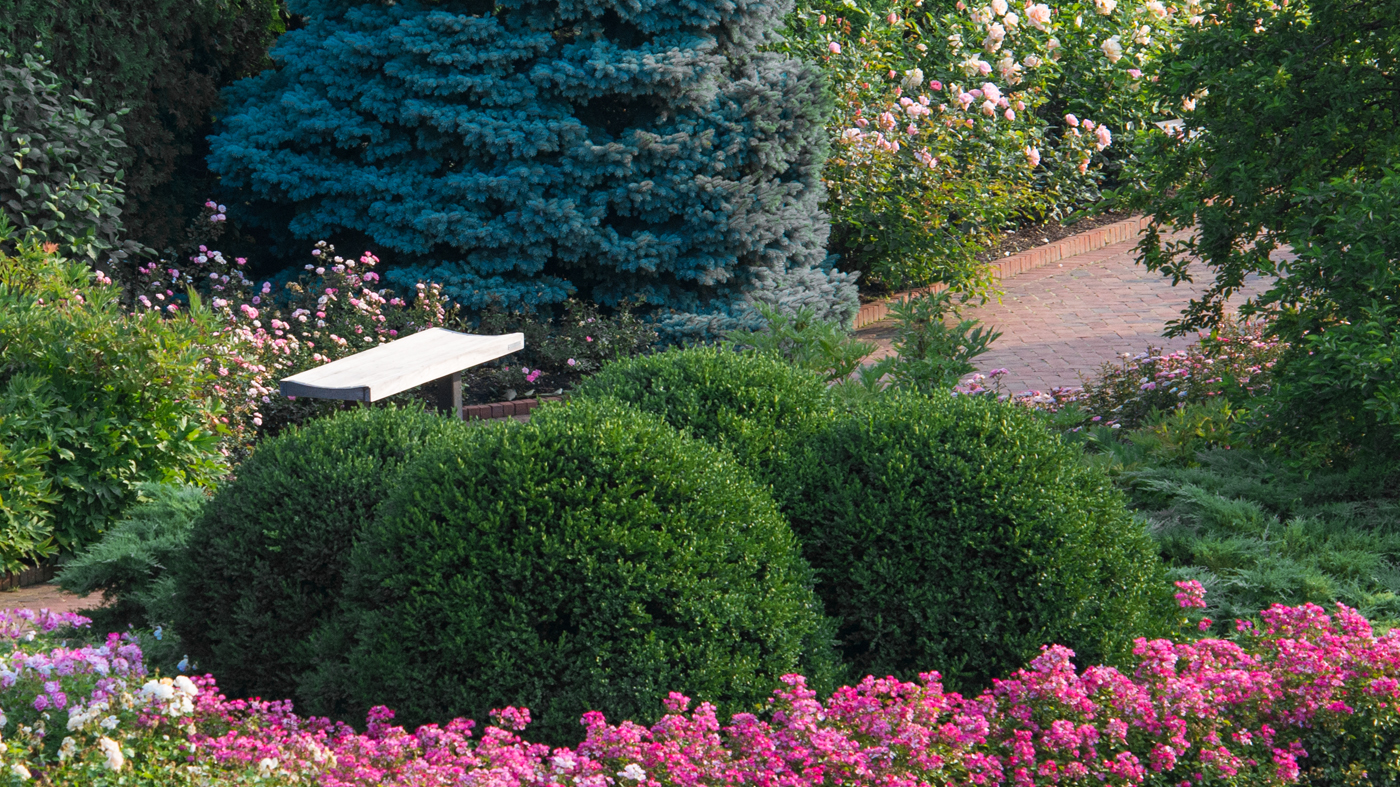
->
[279,328,524,402]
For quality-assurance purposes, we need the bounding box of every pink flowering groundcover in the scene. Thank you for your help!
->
[2,585,1398,786]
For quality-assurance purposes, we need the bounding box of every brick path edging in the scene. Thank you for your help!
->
[852,215,1152,329]
[461,396,563,421]
[0,563,55,591]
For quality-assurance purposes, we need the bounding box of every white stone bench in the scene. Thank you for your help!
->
[278,327,524,418]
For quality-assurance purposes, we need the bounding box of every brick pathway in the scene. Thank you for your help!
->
[857,235,1274,395]
[0,584,102,616]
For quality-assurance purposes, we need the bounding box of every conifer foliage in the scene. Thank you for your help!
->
[208,0,857,335]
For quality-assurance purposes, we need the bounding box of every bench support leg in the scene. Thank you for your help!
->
[428,371,463,419]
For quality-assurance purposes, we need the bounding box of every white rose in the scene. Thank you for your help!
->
[1101,35,1124,62]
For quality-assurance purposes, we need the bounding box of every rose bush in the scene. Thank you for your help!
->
[778,0,1185,292]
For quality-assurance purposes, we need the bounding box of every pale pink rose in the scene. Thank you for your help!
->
[981,99,997,116]
[828,41,841,53]
[1064,113,1079,127]
[1025,146,1041,167]
[1095,124,1113,149]
[1026,3,1051,28]
[1083,119,1096,131]
[1004,108,1016,120]
[818,13,827,23]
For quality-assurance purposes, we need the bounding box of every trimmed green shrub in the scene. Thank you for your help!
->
[0,236,225,556]
[571,347,833,485]
[58,482,206,628]
[776,392,1169,693]
[312,398,834,744]
[170,405,462,702]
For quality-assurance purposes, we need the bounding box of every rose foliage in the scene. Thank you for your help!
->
[10,591,1400,785]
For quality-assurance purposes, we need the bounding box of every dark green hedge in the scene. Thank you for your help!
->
[0,0,283,249]
[311,398,834,744]
[776,392,1170,692]
[170,405,460,702]
[571,347,832,485]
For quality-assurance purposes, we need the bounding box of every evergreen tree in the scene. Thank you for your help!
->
[208,0,856,335]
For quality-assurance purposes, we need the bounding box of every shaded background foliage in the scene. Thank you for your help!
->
[0,0,286,252]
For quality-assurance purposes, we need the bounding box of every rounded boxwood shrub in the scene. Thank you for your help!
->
[571,347,832,484]
[313,397,833,744]
[776,392,1169,693]
[170,404,462,702]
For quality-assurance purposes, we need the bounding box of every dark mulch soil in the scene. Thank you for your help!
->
[973,210,1132,264]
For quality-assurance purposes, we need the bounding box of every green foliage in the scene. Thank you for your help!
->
[170,405,461,704]
[0,236,225,556]
[1251,175,1400,457]
[57,482,206,629]
[315,398,835,743]
[466,299,659,401]
[1128,0,1400,455]
[724,291,1001,400]
[0,53,140,265]
[725,304,876,383]
[0,0,284,249]
[776,392,1170,692]
[0,374,59,570]
[572,347,834,485]
[1117,447,1400,632]
[860,290,1001,394]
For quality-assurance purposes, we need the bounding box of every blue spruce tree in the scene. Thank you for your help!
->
[208,0,857,335]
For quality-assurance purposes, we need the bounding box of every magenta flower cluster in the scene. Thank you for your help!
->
[14,592,1400,785]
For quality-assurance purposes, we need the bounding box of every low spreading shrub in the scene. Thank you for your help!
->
[0,237,224,559]
[313,398,834,743]
[57,482,206,629]
[1064,317,1283,429]
[777,391,1169,692]
[1108,447,1400,632]
[12,596,1400,786]
[572,347,834,485]
[170,405,462,704]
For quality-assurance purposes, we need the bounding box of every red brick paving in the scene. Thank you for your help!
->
[0,584,102,616]
[856,234,1273,395]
